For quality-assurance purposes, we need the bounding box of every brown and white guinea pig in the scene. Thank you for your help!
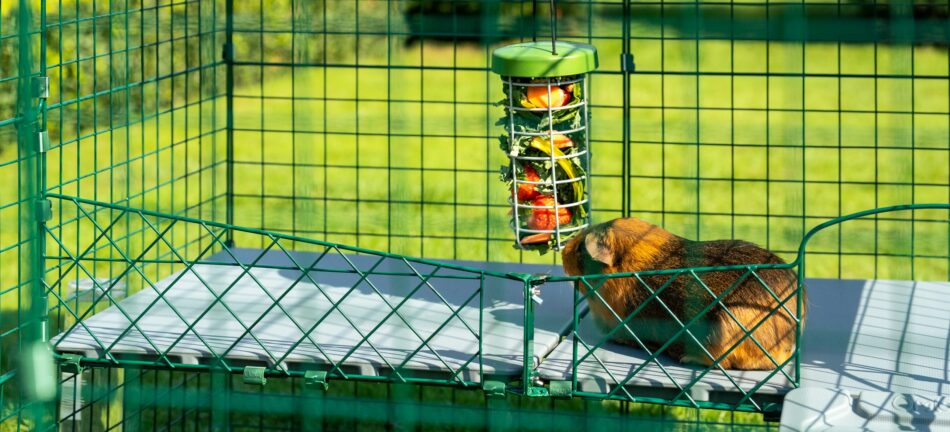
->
[561,217,805,370]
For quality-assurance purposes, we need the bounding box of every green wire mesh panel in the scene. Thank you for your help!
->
[224,0,622,264]
[224,0,950,278]
[41,0,227,306]
[623,1,950,281]
[55,368,779,431]
[39,1,227,419]
[2,0,226,428]
[44,194,521,386]
[1,0,949,430]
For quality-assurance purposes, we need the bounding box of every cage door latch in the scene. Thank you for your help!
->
[37,129,49,153]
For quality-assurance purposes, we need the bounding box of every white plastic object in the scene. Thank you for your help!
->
[780,387,949,431]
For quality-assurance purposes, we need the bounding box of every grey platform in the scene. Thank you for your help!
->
[53,248,577,381]
[54,251,950,407]
[779,387,949,431]
[777,279,950,431]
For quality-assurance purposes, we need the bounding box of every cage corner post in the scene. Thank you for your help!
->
[15,0,56,427]
[223,0,236,248]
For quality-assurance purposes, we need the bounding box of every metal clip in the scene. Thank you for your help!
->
[37,129,49,153]
[549,380,572,398]
[32,76,49,99]
[304,370,328,391]
[60,353,83,374]
[35,199,52,223]
[621,53,636,73]
[531,286,543,304]
[242,366,267,386]
[483,380,506,398]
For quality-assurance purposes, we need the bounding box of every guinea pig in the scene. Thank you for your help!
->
[561,217,805,370]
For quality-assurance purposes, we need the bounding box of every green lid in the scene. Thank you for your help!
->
[491,41,598,78]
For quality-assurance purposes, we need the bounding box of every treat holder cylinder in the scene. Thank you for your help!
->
[491,41,599,251]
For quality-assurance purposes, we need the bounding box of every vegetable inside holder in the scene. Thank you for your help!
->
[492,42,599,253]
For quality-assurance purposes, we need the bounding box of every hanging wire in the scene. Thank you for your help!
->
[531,0,558,54]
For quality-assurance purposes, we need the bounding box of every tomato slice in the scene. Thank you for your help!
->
[516,165,541,201]
[526,85,568,108]
[527,196,572,230]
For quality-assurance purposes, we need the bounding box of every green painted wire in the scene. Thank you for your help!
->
[11,1,950,422]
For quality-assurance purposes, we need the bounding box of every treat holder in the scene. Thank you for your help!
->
[491,41,599,251]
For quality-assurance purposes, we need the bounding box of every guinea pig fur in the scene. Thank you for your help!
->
[561,217,805,370]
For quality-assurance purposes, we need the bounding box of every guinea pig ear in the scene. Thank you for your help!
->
[584,231,614,267]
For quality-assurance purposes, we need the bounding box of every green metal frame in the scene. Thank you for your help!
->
[40,194,950,417]
[1,0,949,429]
[45,193,505,388]
[555,203,950,414]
